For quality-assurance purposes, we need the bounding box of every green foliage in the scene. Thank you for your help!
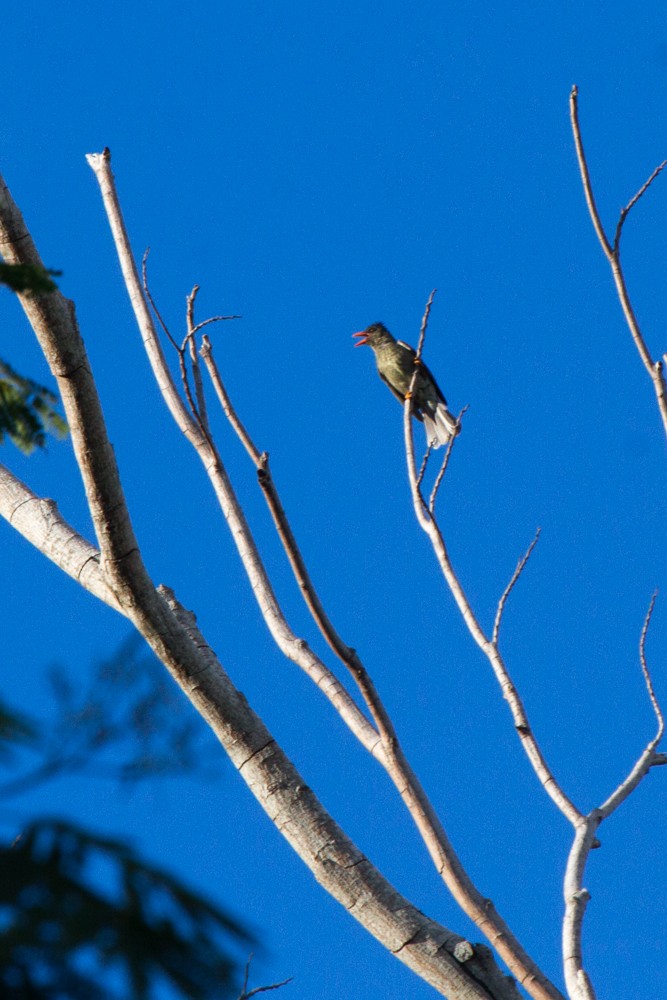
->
[0,702,35,759]
[0,819,254,1000]
[0,360,67,454]
[0,640,259,999]
[0,263,60,294]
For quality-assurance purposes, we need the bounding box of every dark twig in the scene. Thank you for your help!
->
[492,529,541,645]
[192,313,241,335]
[141,250,179,352]
[613,161,667,253]
[237,956,293,1000]
[185,286,210,433]
[142,253,200,427]
[429,405,469,512]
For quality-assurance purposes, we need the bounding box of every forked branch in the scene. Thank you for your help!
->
[0,158,525,1000]
[569,85,667,439]
[403,299,581,827]
[563,595,664,1000]
[199,324,561,1000]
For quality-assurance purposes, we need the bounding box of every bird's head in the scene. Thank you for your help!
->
[352,322,392,348]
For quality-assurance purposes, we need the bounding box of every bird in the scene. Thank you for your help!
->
[353,322,460,448]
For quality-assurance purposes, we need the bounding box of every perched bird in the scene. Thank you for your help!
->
[353,322,460,448]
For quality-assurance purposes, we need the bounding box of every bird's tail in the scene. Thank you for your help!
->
[423,402,460,449]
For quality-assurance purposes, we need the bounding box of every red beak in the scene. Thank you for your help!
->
[352,330,369,347]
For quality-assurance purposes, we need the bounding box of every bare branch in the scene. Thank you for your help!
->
[415,287,437,362]
[562,817,601,1000]
[86,150,385,756]
[598,594,664,819]
[416,442,434,492]
[160,589,523,1000]
[192,313,242,335]
[429,405,469,512]
[639,590,664,742]
[0,463,120,612]
[570,86,667,439]
[200,334,262,464]
[185,286,209,430]
[142,249,180,353]
[404,392,428,515]
[493,529,541,645]
[201,315,562,999]
[242,982,293,1000]
[2,163,519,999]
[563,595,665,999]
[404,350,581,828]
[237,956,293,1000]
[569,86,613,259]
[184,286,240,430]
[613,161,667,253]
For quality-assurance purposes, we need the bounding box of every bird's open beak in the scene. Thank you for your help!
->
[352,330,369,347]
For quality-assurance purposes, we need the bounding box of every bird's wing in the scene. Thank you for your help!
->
[378,370,406,404]
[379,364,424,422]
[396,340,416,358]
[416,357,449,405]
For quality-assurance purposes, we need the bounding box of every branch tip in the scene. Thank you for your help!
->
[492,528,541,645]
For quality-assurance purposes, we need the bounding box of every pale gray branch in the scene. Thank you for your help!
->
[199,335,561,1000]
[562,818,600,1000]
[0,161,520,1000]
[403,317,581,829]
[569,85,667,439]
[86,149,380,756]
[562,594,665,1000]
[403,385,565,1000]
[598,593,664,819]
[0,463,120,612]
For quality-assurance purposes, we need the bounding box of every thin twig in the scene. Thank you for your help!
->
[185,286,209,432]
[416,443,434,491]
[192,313,241,335]
[142,251,202,431]
[415,288,437,362]
[639,590,664,741]
[142,250,180,352]
[242,982,294,1000]
[200,335,262,463]
[429,405,469,512]
[237,956,293,1000]
[493,529,541,645]
[613,161,667,252]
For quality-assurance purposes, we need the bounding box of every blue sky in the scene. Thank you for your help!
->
[2,2,667,998]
